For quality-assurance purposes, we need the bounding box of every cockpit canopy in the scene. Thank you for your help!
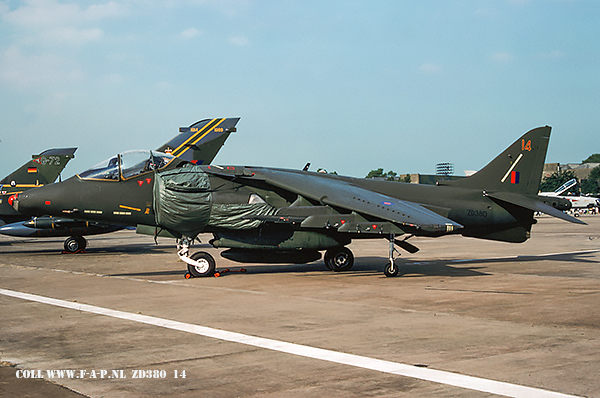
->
[78,150,175,181]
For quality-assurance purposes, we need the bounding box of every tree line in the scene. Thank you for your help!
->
[365,168,411,182]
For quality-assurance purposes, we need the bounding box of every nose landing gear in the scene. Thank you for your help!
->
[177,237,216,278]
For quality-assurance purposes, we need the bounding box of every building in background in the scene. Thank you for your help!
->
[543,163,600,180]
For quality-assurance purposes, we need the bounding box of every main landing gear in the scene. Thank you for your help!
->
[176,235,417,278]
[177,237,216,278]
[323,234,416,277]
[324,246,354,272]
[63,236,87,253]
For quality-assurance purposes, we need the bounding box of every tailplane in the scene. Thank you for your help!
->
[443,126,551,196]
[157,118,240,164]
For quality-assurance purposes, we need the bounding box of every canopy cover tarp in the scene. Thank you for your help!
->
[154,165,277,237]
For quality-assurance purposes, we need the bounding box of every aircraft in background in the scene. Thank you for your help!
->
[1,147,76,226]
[541,178,578,197]
[0,147,125,251]
[539,178,600,210]
[1,118,239,251]
[12,124,585,277]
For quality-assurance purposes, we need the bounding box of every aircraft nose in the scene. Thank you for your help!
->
[11,183,61,216]
[11,191,33,213]
[8,194,18,210]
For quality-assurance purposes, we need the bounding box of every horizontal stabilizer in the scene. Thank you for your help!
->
[485,191,586,225]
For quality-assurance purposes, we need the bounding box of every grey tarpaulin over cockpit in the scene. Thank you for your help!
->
[153,165,277,238]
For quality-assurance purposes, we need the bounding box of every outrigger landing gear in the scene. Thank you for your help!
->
[382,234,419,277]
[177,237,216,278]
[383,234,400,277]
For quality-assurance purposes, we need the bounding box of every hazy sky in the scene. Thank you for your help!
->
[1,0,599,180]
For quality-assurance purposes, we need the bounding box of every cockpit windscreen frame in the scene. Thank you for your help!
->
[77,150,175,181]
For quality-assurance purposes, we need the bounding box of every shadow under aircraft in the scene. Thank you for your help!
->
[12,123,586,277]
[1,118,239,252]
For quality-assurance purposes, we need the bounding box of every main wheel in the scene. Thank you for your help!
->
[323,250,334,270]
[384,260,399,277]
[76,236,87,250]
[187,251,216,277]
[325,247,354,272]
[64,236,86,252]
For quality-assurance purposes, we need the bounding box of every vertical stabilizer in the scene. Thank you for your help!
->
[1,148,77,222]
[156,118,240,164]
[443,126,551,195]
[0,148,77,187]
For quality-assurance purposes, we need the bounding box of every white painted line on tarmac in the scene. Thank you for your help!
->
[0,288,581,398]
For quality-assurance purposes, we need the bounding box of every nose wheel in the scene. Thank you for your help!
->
[177,237,216,278]
[186,251,216,277]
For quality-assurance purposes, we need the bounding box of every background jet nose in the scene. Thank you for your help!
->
[10,181,67,217]
[8,194,18,211]
[10,190,43,215]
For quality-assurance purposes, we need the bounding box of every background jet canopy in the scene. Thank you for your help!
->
[78,150,174,181]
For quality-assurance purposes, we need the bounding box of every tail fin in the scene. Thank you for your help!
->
[156,117,240,164]
[0,148,77,187]
[443,126,551,195]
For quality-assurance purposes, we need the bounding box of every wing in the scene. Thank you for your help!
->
[207,166,463,234]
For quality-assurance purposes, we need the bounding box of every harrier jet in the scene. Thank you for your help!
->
[12,124,584,276]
